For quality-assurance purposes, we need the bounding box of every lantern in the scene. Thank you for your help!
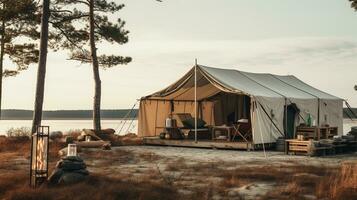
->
[85,135,91,142]
[30,126,49,188]
[67,144,77,156]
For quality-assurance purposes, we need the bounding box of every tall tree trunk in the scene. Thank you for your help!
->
[31,0,50,133]
[89,0,101,132]
[0,18,5,120]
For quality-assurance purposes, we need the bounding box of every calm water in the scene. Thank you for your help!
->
[0,119,138,135]
[0,119,355,136]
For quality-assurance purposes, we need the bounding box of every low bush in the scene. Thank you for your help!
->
[316,161,357,200]
[6,127,31,138]
[3,174,179,200]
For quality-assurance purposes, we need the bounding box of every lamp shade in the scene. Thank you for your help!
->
[67,144,77,157]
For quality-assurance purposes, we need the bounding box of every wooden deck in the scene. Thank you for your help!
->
[143,137,255,150]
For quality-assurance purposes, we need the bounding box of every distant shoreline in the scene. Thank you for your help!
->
[0,118,137,120]
[0,109,139,120]
[0,108,356,120]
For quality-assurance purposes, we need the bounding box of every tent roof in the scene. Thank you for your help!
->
[143,65,341,100]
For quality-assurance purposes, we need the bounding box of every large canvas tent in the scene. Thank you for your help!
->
[138,65,343,145]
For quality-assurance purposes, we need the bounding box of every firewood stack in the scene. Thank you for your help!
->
[77,128,115,141]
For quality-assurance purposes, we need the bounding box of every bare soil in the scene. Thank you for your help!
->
[0,137,356,200]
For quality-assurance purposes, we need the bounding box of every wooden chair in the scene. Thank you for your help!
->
[231,122,252,142]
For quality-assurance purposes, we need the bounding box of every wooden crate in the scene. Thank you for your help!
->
[285,139,336,156]
[285,139,313,155]
[296,126,338,140]
[296,127,316,139]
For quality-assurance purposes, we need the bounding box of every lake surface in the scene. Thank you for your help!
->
[0,119,356,136]
[0,119,138,135]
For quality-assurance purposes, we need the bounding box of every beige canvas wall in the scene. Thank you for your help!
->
[138,99,214,136]
[138,100,170,137]
[138,94,249,137]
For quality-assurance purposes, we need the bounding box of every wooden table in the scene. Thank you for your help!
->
[211,126,234,141]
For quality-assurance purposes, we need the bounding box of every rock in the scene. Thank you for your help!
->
[50,155,89,186]
[72,169,89,175]
[50,131,63,140]
[48,168,64,185]
[64,156,83,162]
[59,172,87,184]
[228,182,274,200]
[61,160,86,171]
[102,143,111,150]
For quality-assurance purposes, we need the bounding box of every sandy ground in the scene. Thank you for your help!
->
[117,146,357,166]
[79,146,356,199]
[1,140,355,199]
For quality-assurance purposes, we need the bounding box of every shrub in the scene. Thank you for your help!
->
[316,161,357,200]
[6,127,31,138]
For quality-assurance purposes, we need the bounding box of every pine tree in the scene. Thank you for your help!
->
[31,0,50,133]
[0,0,39,119]
[350,0,357,11]
[50,0,131,132]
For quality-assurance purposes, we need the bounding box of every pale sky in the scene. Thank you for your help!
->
[3,0,357,110]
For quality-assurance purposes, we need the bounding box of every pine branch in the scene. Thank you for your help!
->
[351,0,357,11]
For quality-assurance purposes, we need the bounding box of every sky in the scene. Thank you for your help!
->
[3,0,357,110]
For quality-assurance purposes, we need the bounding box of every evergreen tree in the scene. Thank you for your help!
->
[31,0,50,133]
[350,0,357,10]
[0,0,39,118]
[50,0,131,132]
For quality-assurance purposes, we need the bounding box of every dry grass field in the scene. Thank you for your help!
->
[0,136,356,200]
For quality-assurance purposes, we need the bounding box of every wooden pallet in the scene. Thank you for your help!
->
[285,139,313,155]
[296,126,338,140]
[285,139,356,156]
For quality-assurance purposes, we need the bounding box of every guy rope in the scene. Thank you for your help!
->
[115,100,139,134]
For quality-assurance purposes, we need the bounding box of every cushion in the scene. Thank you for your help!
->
[182,118,206,129]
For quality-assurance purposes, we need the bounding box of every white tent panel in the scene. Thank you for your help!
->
[199,66,282,98]
[273,75,340,100]
[251,96,285,144]
[319,99,344,135]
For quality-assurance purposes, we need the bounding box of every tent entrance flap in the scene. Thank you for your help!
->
[284,103,300,139]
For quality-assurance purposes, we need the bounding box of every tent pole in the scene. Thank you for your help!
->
[284,98,287,139]
[317,98,320,127]
[194,59,198,143]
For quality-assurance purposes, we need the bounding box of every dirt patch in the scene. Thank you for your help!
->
[0,138,356,200]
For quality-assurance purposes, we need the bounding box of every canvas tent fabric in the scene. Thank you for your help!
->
[138,65,343,144]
